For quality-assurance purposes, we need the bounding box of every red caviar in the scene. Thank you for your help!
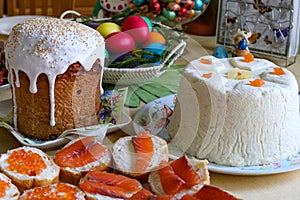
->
[202,73,212,78]
[249,79,265,87]
[7,149,46,176]
[0,180,10,198]
[199,58,212,64]
[272,67,286,75]
[24,183,78,200]
[244,53,254,63]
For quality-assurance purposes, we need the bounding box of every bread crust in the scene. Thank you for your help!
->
[59,161,111,186]
[14,60,102,140]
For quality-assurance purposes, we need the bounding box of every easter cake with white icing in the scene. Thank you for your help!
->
[170,55,300,166]
[5,17,105,140]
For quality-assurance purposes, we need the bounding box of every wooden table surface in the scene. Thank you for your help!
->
[1,34,300,200]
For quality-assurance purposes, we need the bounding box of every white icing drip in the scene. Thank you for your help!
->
[48,75,56,126]
[5,17,105,127]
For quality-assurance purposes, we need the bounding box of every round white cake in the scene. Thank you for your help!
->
[170,56,300,166]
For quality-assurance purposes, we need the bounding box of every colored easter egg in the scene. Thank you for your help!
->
[162,8,176,20]
[141,16,153,32]
[143,42,166,57]
[105,49,109,58]
[122,15,150,43]
[132,0,144,6]
[128,0,210,26]
[85,22,99,29]
[212,46,228,58]
[194,0,204,10]
[105,32,135,54]
[143,32,166,47]
[97,22,121,38]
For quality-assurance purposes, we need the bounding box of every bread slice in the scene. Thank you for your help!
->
[19,183,85,200]
[0,172,19,200]
[148,156,210,198]
[54,136,112,185]
[112,133,168,180]
[0,146,60,192]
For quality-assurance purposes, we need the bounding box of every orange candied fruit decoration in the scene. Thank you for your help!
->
[249,79,265,87]
[7,149,46,176]
[0,180,10,198]
[25,183,78,200]
[243,53,254,63]
[272,67,286,75]
[202,73,212,79]
[199,58,212,64]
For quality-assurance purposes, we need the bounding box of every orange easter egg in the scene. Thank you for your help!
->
[143,31,166,47]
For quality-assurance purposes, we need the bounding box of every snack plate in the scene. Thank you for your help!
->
[133,94,300,175]
[0,109,131,150]
[0,84,9,90]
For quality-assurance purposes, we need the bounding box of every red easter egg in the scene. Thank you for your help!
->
[122,15,150,43]
[106,32,135,54]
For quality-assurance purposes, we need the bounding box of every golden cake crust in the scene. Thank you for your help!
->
[13,60,102,140]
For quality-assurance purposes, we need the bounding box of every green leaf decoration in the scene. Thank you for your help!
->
[103,64,185,108]
[134,87,158,104]
[125,86,141,107]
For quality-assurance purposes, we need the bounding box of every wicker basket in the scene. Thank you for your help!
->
[60,11,187,85]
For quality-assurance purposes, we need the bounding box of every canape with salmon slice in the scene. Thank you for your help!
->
[112,131,168,181]
[19,182,86,200]
[0,146,60,192]
[0,172,19,200]
[148,155,210,198]
[180,184,239,200]
[54,136,112,185]
[79,170,143,199]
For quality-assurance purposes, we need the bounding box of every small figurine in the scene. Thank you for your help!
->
[212,46,228,58]
[232,29,251,57]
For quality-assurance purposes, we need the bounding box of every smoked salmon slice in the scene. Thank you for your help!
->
[153,195,177,200]
[191,185,238,200]
[170,155,200,187]
[79,170,142,199]
[158,161,185,195]
[127,188,155,200]
[132,131,154,173]
[55,136,107,168]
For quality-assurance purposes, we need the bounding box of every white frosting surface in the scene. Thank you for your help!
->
[5,17,105,127]
[170,56,300,166]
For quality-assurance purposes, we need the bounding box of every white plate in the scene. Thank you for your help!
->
[134,94,300,175]
[0,16,40,35]
[0,84,9,91]
[0,112,131,150]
